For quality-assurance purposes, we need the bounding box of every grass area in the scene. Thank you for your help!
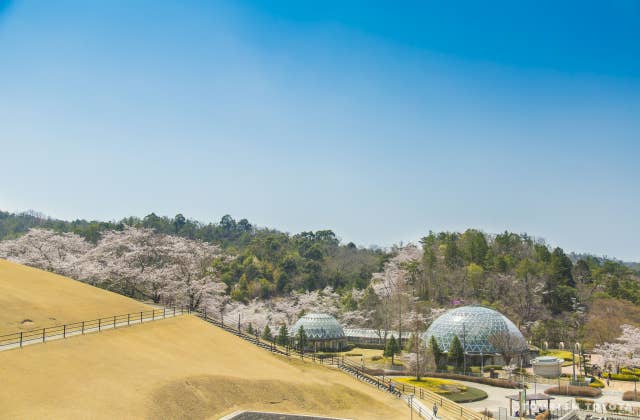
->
[540,349,579,362]
[337,347,405,367]
[0,259,151,333]
[0,315,408,419]
[395,377,488,403]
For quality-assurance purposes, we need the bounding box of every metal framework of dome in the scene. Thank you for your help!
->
[289,313,345,340]
[422,306,527,354]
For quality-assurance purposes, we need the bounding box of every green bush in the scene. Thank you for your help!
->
[484,365,503,370]
[422,371,520,389]
[621,368,640,376]
[603,372,639,381]
[588,377,605,388]
[345,353,363,357]
[371,355,382,361]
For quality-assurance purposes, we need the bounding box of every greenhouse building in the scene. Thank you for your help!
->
[422,305,528,366]
[289,313,346,352]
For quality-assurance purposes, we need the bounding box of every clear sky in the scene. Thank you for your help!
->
[1,1,639,260]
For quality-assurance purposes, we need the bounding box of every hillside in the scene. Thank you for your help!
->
[0,259,151,333]
[0,315,407,419]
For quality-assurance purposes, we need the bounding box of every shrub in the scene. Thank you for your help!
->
[603,372,639,381]
[484,365,503,370]
[535,411,550,420]
[345,353,363,357]
[478,408,494,418]
[371,355,382,361]
[544,385,602,397]
[575,398,595,410]
[422,371,520,389]
[588,377,604,388]
[623,390,640,401]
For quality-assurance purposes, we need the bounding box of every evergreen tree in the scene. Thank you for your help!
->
[448,335,465,371]
[384,335,401,364]
[277,324,289,346]
[297,325,308,354]
[430,335,443,369]
[262,324,273,341]
[246,323,254,335]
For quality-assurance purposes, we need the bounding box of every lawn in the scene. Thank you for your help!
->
[0,315,409,419]
[395,377,488,403]
[337,347,405,367]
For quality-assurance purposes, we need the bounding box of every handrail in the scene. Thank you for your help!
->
[0,306,188,349]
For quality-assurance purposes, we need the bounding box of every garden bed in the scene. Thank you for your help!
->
[394,377,488,403]
[544,385,602,397]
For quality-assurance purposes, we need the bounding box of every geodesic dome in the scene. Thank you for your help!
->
[289,313,345,340]
[422,306,527,354]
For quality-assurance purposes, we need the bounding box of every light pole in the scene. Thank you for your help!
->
[408,394,413,420]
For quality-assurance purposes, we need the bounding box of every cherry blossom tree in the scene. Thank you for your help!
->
[0,228,90,277]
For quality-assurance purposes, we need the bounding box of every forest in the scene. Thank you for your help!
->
[1,210,639,348]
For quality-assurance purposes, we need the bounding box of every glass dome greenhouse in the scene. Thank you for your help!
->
[422,306,527,354]
[289,313,345,340]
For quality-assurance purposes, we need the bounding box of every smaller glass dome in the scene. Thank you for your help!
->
[289,313,345,340]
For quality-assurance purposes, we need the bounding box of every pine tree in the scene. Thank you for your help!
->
[297,325,308,354]
[246,323,254,335]
[262,324,273,342]
[384,335,401,365]
[430,335,443,370]
[277,324,289,346]
[448,335,465,371]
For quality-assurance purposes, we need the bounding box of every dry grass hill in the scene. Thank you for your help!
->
[0,258,152,332]
[0,260,407,419]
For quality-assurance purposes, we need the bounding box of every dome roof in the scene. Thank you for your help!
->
[289,313,345,340]
[422,306,527,354]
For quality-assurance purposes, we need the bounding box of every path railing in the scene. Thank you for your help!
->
[0,306,189,350]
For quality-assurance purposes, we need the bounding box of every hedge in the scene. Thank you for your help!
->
[588,377,605,388]
[544,385,602,397]
[623,391,640,402]
[603,372,639,381]
[419,371,520,389]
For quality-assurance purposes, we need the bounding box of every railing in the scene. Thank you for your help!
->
[0,306,189,349]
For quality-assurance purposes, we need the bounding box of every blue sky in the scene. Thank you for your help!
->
[0,1,639,260]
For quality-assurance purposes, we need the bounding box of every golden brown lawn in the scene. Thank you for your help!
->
[0,316,408,419]
[0,259,151,333]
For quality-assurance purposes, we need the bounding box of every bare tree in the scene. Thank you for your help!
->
[488,330,526,366]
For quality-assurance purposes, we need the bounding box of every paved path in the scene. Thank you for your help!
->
[455,378,640,416]
[0,309,186,352]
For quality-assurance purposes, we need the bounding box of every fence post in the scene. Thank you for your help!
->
[82,321,85,334]
[113,315,116,328]
[163,308,166,318]
[63,324,66,338]
[20,332,23,348]
[204,308,207,319]
[152,310,155,321]
[99,318,101,331]
[140,311,143,323]
[127,314,130,326]
[42,328,45,343]
[173,306,176,317]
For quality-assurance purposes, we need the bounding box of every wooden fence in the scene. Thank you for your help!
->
[0,306,189,349]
